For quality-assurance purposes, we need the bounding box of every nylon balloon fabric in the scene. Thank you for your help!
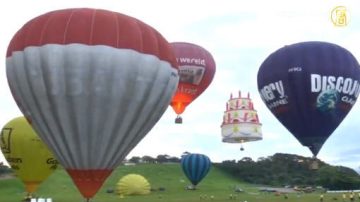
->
[6,8,179,200]
[257,41,360,156]
[170,42,216,123]
[0,117,57,196]
[116,174,151,196]
[181,153,211,186]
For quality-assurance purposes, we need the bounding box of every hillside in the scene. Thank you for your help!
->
[216,153,360,190]
[1,161,359,202]
[0,163,255,202]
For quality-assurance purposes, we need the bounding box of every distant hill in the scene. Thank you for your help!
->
[216,153,360,190]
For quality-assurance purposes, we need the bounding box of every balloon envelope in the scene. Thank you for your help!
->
[116,174,151,196]
[221,91,263,146]
[6,8,178,199]
[0,117,57,194]
[170,42,216,122]
[257,41,360,156]
[181,153,211,186]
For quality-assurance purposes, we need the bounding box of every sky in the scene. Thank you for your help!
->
[1,0,360,170]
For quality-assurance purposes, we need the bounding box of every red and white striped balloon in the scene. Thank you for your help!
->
[6,8,179,200]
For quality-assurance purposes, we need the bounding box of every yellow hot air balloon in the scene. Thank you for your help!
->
[116,174,151,196]
[0,117,58,198]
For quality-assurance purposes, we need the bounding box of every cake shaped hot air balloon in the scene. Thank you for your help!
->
[257,41,360,166]
[221,91,263,151]
[6,8,179,201]
[170,42,216,123]
[0,117,58,200]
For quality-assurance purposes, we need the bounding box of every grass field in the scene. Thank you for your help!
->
[0,163,352,202]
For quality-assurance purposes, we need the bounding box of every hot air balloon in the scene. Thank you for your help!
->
[116,174,151,196]
[257,41,360,160]
[0,117,58,200]
[170,42,216,123]
[6,8,179,201]
[221,91,263,151]
[181,153,211,189]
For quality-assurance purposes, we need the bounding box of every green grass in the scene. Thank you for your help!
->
[0,163,349,202]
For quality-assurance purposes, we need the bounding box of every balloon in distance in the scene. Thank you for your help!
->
[221,91,263,151]
[170,42,216,123]
[181,153,211,187]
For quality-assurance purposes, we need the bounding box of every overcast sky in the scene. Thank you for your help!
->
[1,0,360,170]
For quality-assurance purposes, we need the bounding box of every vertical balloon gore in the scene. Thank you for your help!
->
[257,41,360,157]
[181,153,211,187]
[66,169,113,199]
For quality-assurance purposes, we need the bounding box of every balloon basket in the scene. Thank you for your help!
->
[240,147,244,151]
[309,158,319,170]
[185,185,197,190]
[175,116,182,124]
[23,193,33,202]
[240,142,244,151]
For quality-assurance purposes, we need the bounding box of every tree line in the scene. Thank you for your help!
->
[215,153,360,190]
[126,154,182,164]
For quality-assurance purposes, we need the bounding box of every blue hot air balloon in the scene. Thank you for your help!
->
[181,153,211,188]
[257,41,360,157]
